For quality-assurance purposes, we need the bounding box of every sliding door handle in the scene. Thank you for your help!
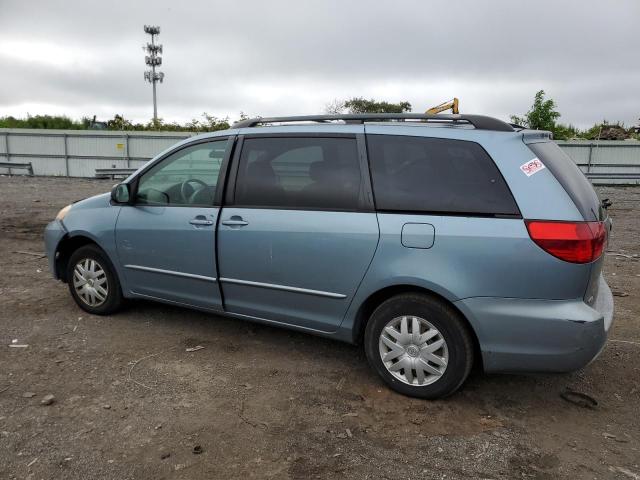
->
[190,216,214,226]
[221,216,249,227]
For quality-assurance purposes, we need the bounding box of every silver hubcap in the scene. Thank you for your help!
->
[73,258,108,307]
[379,315,449,386]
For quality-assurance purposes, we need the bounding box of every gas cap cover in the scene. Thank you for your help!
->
[401,223,435,249]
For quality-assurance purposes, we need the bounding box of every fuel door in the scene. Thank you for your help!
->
[401,223,435,249]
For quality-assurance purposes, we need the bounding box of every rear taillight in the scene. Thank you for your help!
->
[525,220,607,264]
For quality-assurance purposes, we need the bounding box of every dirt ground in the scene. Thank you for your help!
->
[0,176,638,480]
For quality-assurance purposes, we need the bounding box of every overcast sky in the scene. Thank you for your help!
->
[0,0,637,128]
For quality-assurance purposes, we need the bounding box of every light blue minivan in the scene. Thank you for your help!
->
[45,113,614,398]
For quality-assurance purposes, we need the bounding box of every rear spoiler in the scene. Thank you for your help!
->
[522,130,553,144]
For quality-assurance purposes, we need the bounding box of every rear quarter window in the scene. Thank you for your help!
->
[527,141,602,221]
[367,135,519,215]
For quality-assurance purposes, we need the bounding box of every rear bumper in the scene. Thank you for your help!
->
[44,220,67,279]
[455,275,614,373]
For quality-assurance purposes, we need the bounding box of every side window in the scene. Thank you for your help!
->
[234,137,362,210]
[136,140,227,206]
[367,135,519,215]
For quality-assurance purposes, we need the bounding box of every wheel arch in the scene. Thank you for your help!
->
[55,234,109,283]
[351,284,483,370]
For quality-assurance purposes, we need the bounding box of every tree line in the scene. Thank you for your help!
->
[1,92,637,140]
[0,113,236,133]
[509,90,638,140]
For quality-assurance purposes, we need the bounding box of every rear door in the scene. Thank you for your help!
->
[217,133,379,332]
[116,137,232,310]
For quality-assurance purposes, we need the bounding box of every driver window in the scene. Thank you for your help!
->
[136,140,227,206]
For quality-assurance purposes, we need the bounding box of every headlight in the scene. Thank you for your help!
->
[55,204,72,221]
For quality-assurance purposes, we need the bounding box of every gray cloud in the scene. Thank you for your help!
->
[0,0,637,128]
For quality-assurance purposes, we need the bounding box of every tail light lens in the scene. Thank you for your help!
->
[525,220,607,264]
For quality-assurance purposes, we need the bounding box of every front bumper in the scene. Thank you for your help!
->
[44,220,67,279]
[455,275,614,373]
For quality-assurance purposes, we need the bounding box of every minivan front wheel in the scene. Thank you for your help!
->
[364,293,473,399]
[66,244,123,315]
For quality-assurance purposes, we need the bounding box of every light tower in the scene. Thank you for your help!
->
[143,25,164,122]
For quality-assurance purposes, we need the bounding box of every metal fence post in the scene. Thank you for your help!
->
[63,133,69,176]
[587,143,594,173]
[125,134,130,168]
[4,132,10,175]
[1,133,6,161]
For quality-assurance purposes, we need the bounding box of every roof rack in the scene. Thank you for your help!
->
[231,113,514,132]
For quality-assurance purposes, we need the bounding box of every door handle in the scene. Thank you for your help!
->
[221,216,249,227]
[190,216,214,226]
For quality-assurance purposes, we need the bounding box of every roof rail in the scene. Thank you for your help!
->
[231,113,514,132]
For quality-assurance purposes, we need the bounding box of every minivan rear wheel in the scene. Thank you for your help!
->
[66,244,123,315]
[364,293,473,399]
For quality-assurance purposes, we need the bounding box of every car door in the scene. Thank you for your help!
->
[217,133,379,332]
[115,137,232,311]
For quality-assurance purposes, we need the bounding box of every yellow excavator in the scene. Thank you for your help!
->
[426,98,459,114]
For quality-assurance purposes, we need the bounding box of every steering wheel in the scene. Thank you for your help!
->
[180,178,208,203]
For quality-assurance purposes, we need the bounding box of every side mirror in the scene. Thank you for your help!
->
[111,183,131,204]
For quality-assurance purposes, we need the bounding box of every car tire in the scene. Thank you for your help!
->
[364,293,474,399]
[66,244,123,315]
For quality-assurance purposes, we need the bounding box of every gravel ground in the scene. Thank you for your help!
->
[0,176,638,480]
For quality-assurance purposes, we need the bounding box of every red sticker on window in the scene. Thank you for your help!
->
[520,158,546,177]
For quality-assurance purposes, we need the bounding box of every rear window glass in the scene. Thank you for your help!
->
[527,142,602,221]
[367,135,519,215]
